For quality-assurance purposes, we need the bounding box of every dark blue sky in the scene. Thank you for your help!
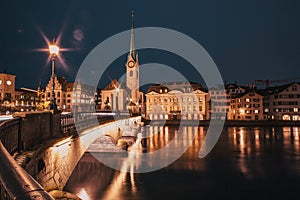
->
[1,0,300,89]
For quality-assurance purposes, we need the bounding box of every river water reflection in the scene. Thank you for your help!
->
[64,126,300,200]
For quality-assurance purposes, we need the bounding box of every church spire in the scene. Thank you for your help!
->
[130,10,136,59]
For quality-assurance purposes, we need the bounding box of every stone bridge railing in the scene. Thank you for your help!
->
[0,117,54,200]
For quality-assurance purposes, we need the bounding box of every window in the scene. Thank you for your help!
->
[294,108,298,112]
[253,98,260,102]
[130,70,133,77]
[264,108,269,113]
[245,98,250,102]
[292,85,297,91]
[199,106,202,111]
[193,105,197,111]
[254,110,259,114]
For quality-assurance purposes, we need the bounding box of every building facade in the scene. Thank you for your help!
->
[41,76,101,112]
[101,79,130,112]
[228,91,264,120]
[0,73,16,103]
[263,83,300,120]
[145,82,208,120]
[209,86,230,120]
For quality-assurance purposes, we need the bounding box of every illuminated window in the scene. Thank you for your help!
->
[254,110,259,114]
[294,108,298,112]
[193,105,197,111]
[245,98,250,102]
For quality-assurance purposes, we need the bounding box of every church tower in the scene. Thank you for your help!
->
[126,11,140,105]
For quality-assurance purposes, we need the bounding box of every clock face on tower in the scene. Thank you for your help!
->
[128,60,135,68]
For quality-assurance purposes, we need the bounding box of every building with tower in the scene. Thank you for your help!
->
[101,11,144,115]
[0,73,16,103]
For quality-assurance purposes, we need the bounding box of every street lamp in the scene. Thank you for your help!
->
[49,40,59,112]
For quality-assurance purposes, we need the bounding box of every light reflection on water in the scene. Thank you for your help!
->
[64,126,300,200]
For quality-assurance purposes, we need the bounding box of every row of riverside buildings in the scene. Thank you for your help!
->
[145,81,300,121]
[2,68,300,121]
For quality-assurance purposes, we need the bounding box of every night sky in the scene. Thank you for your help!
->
[1,0,300,90]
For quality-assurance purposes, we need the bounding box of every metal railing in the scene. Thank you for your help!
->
[60,112,129,135]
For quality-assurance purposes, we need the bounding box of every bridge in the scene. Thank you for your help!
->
[0,111,141,199]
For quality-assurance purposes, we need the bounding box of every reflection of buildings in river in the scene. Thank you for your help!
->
[230,127,263,179]
[230,126,300,179]
[232,127,251,177]
[283,127,300,157]
[136,125,207,171]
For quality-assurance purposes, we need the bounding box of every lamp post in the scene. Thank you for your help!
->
[49,40,59,112]
[116,86,120,119]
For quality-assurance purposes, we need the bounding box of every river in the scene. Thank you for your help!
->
[64,126,300,200]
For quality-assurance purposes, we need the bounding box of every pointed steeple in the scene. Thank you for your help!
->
[130,10,136,60]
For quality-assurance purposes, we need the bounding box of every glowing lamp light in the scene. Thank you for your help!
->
[49,44,59,55]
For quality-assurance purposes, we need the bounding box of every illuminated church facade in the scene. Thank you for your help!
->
[101,12,144,114]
